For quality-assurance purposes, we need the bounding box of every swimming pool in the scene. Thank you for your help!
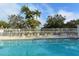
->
[0,38,79,56]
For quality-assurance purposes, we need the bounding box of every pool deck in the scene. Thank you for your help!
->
[0,35,78,40]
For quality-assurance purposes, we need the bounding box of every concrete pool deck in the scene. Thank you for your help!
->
[0,36,55,40]
[0,35,78,40]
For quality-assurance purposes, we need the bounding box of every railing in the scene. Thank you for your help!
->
[0,28,78,38]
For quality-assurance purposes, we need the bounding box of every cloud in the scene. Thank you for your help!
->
[58,9,79,23]
[41,4,54,15]
[0,3,20,21]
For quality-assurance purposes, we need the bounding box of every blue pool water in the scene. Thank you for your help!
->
[0,38,79,56]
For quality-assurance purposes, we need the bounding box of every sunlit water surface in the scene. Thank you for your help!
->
[0,38,79,56]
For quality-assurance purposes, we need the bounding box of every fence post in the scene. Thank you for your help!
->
[77,25,79,37]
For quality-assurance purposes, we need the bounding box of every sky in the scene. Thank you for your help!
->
[0,3,79,25]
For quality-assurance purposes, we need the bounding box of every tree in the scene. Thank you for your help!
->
[0,20,9,28]
[21,5,33,19]
[8,14,25,29]
[33,10,41,20]
[21,6,41,20]
[43,14,65,28]
[25,19,41,29]
[65,19,79,28]
[21,5,41,29]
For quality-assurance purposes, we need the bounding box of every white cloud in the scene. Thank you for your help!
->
[0,3,20,21]
[58,9,79,23]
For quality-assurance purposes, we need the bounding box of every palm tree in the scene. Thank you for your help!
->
[21,6,41,20]
[25,19,41,29]
[34,10,41,20]
[21,5,33,19]
[21,5,41,29]
[21,5,30,14]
